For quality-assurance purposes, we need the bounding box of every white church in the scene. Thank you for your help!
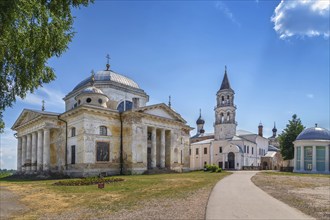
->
[190,68,270,170]
[12,62,192,177]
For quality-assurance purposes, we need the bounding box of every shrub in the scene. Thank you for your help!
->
[204,164,220,173]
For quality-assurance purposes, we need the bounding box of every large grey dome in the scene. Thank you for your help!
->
[81,86,104,94]
[296,126,330,141]
[73,70,140,91]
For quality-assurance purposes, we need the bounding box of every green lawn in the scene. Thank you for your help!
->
[0,171,230,219]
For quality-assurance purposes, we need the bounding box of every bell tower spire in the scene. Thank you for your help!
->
[214,66,236,140]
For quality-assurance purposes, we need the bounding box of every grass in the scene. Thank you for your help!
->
[252,171,330,219]
[0,171,230,219]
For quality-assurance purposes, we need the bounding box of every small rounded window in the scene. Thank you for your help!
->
[98,98,103,104]
[86,98,92,103]
[78,99,81,105]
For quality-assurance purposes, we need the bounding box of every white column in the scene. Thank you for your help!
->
[37,130,43,171]
[21,136,27,172]
[43,128,50,171]
[300,146,304,171]
[293,146,297,172]
[160,129,165,168]
[31,132,37,172]
[26,134,32,172]
[222,154,225,169]
[210,142,214,165]
[151,127,156,168]
[312,145,317,172]
[325,146,329,173]
[17,137,22,172]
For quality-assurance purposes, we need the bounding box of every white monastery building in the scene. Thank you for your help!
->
[12,62,192,177]
[190,67,271,170]
[293,125,330,174]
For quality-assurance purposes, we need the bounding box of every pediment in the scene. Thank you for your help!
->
[135,103,186,123]
[144,108,175,120]
[12,109,59,130]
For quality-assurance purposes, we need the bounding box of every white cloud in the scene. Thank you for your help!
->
[271,0,329,39]
[306,93,314,99]
[0,128,17,170]
[215,1,241,27]
[17,86,65,112]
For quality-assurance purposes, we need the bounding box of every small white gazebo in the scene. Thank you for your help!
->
[293,125,330,174]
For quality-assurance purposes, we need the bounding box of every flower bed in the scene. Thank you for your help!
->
[53,176,125,186]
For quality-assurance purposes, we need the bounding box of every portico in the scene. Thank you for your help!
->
[12,109,62,174]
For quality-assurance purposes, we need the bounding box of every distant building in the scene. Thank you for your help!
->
[190,67,269,170]
[293,125,330,174]
[12,62,192,177]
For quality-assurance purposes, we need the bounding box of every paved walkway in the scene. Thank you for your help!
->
[206,171,314,220]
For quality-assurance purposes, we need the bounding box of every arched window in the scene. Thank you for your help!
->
[71,127,76,137]
[99,126,107,136]
[220,113,224,123]
[227,112,230,122]
[117,100,133,113]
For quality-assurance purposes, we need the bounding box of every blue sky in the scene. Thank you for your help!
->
[1,0,329,169]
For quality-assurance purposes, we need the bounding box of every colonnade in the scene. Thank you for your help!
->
[17,128,51,173]
[294,145,330,173]
[148,127,170,169]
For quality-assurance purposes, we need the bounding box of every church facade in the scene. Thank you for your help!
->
[190,68,270,170]
[12,63,192,177]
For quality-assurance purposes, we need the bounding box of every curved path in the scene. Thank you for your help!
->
[206,171,314,220]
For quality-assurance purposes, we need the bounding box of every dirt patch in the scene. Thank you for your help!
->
[44,187,211,220]
[0,186,28,219]
[252,172,330,220]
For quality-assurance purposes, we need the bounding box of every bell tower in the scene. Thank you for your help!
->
[214,66,237,140]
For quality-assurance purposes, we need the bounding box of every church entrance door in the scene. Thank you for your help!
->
[147,147,152,169]
[228,152,235,169]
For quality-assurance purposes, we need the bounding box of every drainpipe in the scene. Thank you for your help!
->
[120,112,124,175]
[58,116,68,170]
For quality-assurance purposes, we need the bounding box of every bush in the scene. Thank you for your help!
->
[204,164,221,173]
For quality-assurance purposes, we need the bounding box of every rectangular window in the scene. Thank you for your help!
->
[147,132,152,141]
[204,148,207,154]
[304,146,312,171]
[99,126,107,136]
[219,147,223,153]
[296,146,301,170]
[96,142,110,162]
[316,146,325,171]
[71,145,76,164]
[252,147,254,155]
[189,148,191,156]
[247,146,249,154]
[196,148,199,155]
[244,145,246,153]
[71,127,76,137]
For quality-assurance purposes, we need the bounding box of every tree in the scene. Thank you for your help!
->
[278,114,305,160]
[0,0,93,132]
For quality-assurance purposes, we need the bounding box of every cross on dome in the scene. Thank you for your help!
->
[106,54,111,70]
